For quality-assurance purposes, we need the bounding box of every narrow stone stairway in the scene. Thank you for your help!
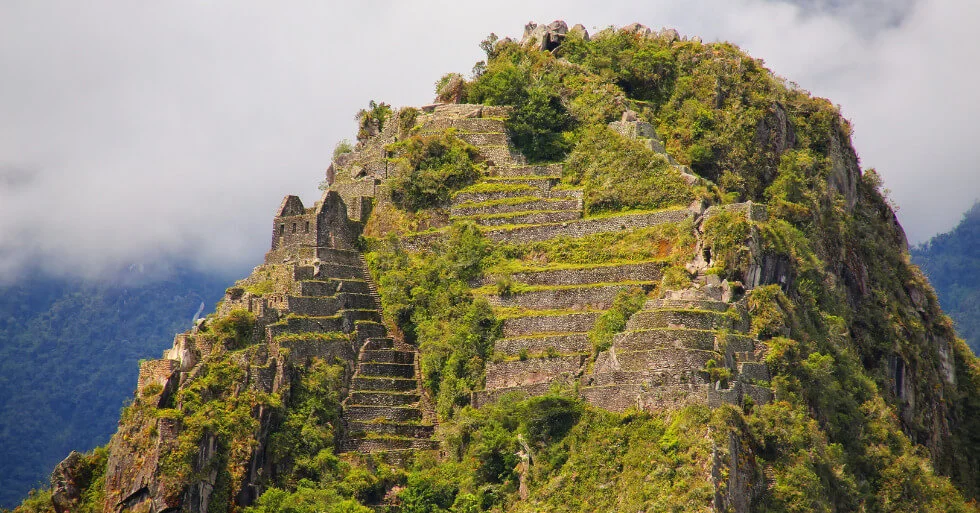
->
[339,256,437,461]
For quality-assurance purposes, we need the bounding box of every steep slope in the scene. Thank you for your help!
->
[13,21,980,513]
[912,202,980,354]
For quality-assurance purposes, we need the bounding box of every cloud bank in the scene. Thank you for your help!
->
[0,0,976,281]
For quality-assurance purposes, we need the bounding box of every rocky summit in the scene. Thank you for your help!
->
[15,21,980,513]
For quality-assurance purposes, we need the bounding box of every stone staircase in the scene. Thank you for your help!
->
[339,255,437,460]
[244,246,436,459]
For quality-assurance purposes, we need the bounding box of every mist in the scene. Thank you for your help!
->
[1,0,976,281]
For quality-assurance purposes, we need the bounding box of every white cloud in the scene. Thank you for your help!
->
[0,0,976,280]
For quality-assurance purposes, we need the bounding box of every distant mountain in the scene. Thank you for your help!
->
[912,202,980,354]
[0,266,234,508]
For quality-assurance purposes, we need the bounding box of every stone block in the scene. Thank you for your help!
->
[450,197,579,217]
[494,333,590,356]
[484,284,631,310]
[485,209,693,245]
[737,362,770,382]
[501,311,600,337]
[485,355,585,389]
[493,164,563,177]
[347,421,434,439]
[595,347,718,374]
[463,210,581,227]
[345,405,421,422]
[581,383,711,412]
[347,391,420,407]
[614,328,717,352]
[486,261,665,287]
[351,376,417,392]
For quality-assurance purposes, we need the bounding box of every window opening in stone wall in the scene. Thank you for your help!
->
[292,223,297,233]
[305,221,310,233]
[279,224,284,236]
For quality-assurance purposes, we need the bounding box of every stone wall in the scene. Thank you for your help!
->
[501,312,600,338]
[485,209,692,244]
[484,355,586,389]
[494,333,590,357]
[483,284,633,310]
[482,261,665,286]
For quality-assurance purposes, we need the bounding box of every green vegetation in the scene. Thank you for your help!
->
[355,100,393,142]
[386,130,486,212]
[564,125,693,214]
[366,223,500,419]
[588,287,647,353]
[912,202,980,354]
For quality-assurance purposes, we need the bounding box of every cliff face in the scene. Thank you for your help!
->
[19,21,980,513]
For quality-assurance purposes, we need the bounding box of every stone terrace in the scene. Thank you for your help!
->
[582,277,773,411]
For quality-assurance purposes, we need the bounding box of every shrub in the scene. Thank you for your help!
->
[386,131,485,212]
[589,287,647,353]
[355,100,393,142]
[564,125,693,214]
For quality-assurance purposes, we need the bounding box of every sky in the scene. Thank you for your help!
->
[0,0,977,281]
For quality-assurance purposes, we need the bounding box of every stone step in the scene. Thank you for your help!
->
[452,186,543,205]
[494,333,591,357]
[351,376,417,392]
[424,117,507,133]
[285,294,376,316]
[341,437,440,453]
[485,354,586,390]
[491,163,563,177]
[357,362,415,378]
[482,261,666,287]
[644,298,731,312]
[614,329,756,353]
[360,349,415,364]
[314,247,364,266]
[347,421,434,439]
[450,197,580,217]
[483,284,640,311]
[589,369,711,387]
[344,405,422,423]
[580,383,712,413]
[455,131,509,146]
[471,382,554,409]
[454,210,581,227]
[548,189,584,200]
[266,315,343,339]
[737,362,770,382]
[294,262,366,281]
[353,322,387,341]
[594,347,719,374]
[485,209,694,244]
[477,145,525,167]
[362,337,395,351]
[483,176,557,192]
[500,311,601,338]
[347,391,420,407]
[625,309,749,332]
[295,279,371,297]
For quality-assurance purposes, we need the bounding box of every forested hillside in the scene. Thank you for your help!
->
[0,267,232,508]
[912,202,980,354]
